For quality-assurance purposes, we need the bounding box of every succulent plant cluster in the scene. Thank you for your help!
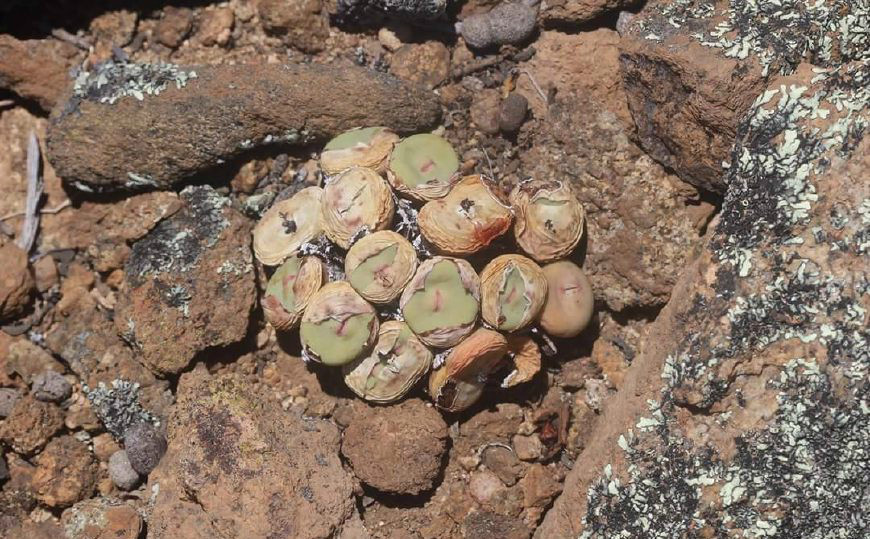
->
[252,127,595,411]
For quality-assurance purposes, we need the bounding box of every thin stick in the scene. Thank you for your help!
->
[0,99,14,108]
[519,69,548,106]
[481,146,496,179]
[16,132,43,253]
[0,200,71,222]
[51,28,92,51]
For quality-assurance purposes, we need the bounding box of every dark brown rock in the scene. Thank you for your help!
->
[61,497,143,539]
[47,62,441,192]
[258,0,329,53]
[0,35,80,112]
[31,435,98,508]
[498,92,528,134]
[0,242,34,322]
[470,89,501,135]
[390,41,451,89]
[463,510,532,539]
[342,399,448,494]
[155,6,194,48]
[146,369,357,539]
[114,186,255,375]
[540,0,635,24]
[0,395,63,455]
[123,422,166,475]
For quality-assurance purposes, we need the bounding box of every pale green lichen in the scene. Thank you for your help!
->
[72,61,198,105]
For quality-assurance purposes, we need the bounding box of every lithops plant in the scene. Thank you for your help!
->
[253,186,323,265]
[320,126,399,175]
[345,230,418,304]
[343,321,434,403]
[480,254,548,332]
[300,281,379,366]
[321,166,395,249]
[400,257,480,348]
[428,328,508,412]
[418,175,513,256]
[387,133,460,200]
[539,261,594,338]
[510,179,585,263]
[262,255,326,330]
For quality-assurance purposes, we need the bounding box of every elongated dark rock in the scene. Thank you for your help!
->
[46,61,441,192]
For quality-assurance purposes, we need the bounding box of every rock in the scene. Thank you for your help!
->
[517,29,632,130]
[618,0,770,193]
[540,0,635,24]
[89,10,138,48]
[537,23,869,539]
[0,395,63,455]
[258,0,329,53]
[470,89,501,135]
[460,2,538,50]
[498,92,528,134]
[458,403,524,450]
[155,6,194,48]
[196,7,235,47]
[377,26,406,52]
[122,422,166,475]
[32,255,59,293]
[390,41,451,89]
[114,186,255,375]
[0,242,34,321]
[108,450,140,490]
[463,510,532,539]
[31,371,72,402]
[1,520,63,539]
[47,62,441,192]
[146,369,357,539]
[91,433,121,462]
[519,464,561,509]
[481,445,523,486]
[468,469,506,505]
[592,338,628,389]
[512,434,543,462]
[0,388,21,417]
[31,435,98,507]
[0,453,37,525]
[520,93,703,311]
[333,0,447,25]
[342,399,448,494]
[0,35,80,112]
[61,497,143,539]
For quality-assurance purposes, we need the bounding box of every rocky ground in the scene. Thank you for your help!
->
[0,1,866,538]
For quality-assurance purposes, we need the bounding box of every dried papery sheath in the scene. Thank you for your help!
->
[510,179,585,262]
[321,166,395,249]
[343,321,434,403]
[501,336,541,388]
[252,186,323,265]
[320,126,399,175]
[480,254,547,332]
[262,255,326,331]
[428,328,508,412]
[539,260,594,338]
[300,281,379,366]
[400,256,480,348]
[418,175,513,256]
[387,133,460,201]
[345,230,418,303]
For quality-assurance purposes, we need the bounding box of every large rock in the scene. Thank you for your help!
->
[540,0,636,25]
[46,62,441,192]
[114,186,255,375]
[0,242,34,322]
[619,0,864,194]
[520,94,706,311]
[0,35,80,112]
[537,56,869,539]
[31,435,99,508]
[0,395,63,455]
[61,497,143,539]
[146,369,359,539]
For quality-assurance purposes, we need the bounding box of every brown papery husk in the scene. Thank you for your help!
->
[479,254,548,332]
[320,127,399,175]
[510,179,585,263]
[418,175,513,256]
[344,230,418,303]
[252,186,323,266]
[320,166,395,249]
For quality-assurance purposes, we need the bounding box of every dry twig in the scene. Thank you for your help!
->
[51,28,92,51]
[16,132,44,253]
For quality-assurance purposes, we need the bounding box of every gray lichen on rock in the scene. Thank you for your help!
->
[83,379,158,439]
[71,60,198,106]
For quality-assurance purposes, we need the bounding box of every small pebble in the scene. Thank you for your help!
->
[31,370,72,402]
[124,422,167,475]
[0,388,21,418]
[459,3,538,50]
[108,450,141,490]
[498,92,529,134]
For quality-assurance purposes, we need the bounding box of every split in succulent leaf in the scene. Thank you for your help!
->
[345,230,418,303]
[480,254,547,332]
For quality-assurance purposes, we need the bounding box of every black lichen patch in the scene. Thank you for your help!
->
[125,185,229,288]
[193,406,242,475]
